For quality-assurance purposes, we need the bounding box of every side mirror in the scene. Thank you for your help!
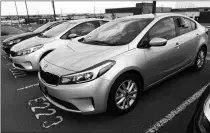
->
[149,37,167,47]
[67,33,79,39]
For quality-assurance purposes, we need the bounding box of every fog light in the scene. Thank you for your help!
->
[22,62,33,70]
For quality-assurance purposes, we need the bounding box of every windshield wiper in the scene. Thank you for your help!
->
[38,33,50,38]
[85,40,112,46]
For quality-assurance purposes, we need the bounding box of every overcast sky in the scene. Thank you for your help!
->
[1,1,210,16]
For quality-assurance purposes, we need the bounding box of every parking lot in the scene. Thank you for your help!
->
[1,38,210,132]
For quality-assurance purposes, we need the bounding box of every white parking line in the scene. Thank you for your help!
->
[206,57,210,61]
[16,83,39,91]
[145,82,210,133]
[6,63,12,66]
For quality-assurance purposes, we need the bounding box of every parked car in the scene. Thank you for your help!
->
[2,20,66,55]
[10,18,110,71]
[186,82,210,132]
[38,13,208,115]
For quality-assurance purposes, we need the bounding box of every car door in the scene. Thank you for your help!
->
[174,17,199,67]
[141,17,181,85]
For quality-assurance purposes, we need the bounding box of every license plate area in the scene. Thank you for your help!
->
[39,84,48,96]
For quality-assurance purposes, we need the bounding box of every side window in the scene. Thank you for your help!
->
[46,22,61,31]
[69,21,99,36]
[190,21,196,30]
[99,20,109,26]
[149,17,176,40]
[175,17,193,35]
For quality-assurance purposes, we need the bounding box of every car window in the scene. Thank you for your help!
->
[79,18,153,46]
[175,17,193,35]
[149,17,176,40]
[69,21,100,36]
[33,22,55,33]
[41,22,77,38]
[190,20,196,30]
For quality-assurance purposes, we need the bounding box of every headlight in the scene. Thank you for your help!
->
[16,44,43,56]
[199,94,210,132]
[60,60,115,84]
[203,94,210,121]
[8,39,22,45]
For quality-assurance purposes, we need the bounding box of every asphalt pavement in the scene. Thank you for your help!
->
[1,47,210,133]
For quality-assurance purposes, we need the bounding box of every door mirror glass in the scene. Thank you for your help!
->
[149,37,167,47]
[67,33,79,39]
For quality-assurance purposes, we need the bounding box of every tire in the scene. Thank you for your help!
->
[191,46,207,72]
[107,73,142,115]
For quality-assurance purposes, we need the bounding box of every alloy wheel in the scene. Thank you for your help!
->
[115,80,138,110]
[197,50,205,68]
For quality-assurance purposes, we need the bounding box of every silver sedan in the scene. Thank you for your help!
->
[38,13,208,115]
[10,18,110,71]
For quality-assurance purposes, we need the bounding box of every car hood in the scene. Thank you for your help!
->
[3,32,38,43]
[11,36,55,52]
[44,40,128,72]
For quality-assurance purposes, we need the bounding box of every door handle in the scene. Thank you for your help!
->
[175,43,180,48]
[196,34,200,38]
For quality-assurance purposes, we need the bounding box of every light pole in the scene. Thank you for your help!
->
[94,6,95,18]
[152,1,156,13]
[14,0,20,26]
[61,8,63,20]
[25,0,30,25]
[52,1,56,21]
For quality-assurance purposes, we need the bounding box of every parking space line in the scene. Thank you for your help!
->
[9,67,27,78]
[6,63,12,65]
[144,82,210,133]
[14,74,27,78]
[16,83,39,91]
[206,57,210,61]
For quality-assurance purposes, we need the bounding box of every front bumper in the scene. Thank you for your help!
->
[10,51,40,71]
[198,111,210,132]
[38,72,112,114]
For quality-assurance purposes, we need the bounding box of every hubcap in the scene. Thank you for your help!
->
[197,50,205,68]
[115,80,138,110]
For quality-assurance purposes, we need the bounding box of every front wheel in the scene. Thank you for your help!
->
[107,73,142,115]
[192,47,206,71]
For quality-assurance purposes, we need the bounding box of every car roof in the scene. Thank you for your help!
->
[117,13,189,20]
[64,18,110,24]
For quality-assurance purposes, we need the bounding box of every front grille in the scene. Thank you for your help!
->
[47,94,79,111]
[10,51,17,57]
[3,47,10,55]
[40,68,59,85]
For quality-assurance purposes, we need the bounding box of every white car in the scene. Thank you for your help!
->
[10,18,110,71]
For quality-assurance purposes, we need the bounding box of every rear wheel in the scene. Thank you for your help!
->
[192,47,206,71]
[107,73,142,115]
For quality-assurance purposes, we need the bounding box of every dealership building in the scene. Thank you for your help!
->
[104,2,172,19]
[104,3,210,20]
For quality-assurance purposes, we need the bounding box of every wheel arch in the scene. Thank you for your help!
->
[105,68,145,110]
[39,49,54,62]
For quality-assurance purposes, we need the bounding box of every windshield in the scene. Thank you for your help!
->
[34,22,54,33]
[79,18,153,46]
[41,22,77,38]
